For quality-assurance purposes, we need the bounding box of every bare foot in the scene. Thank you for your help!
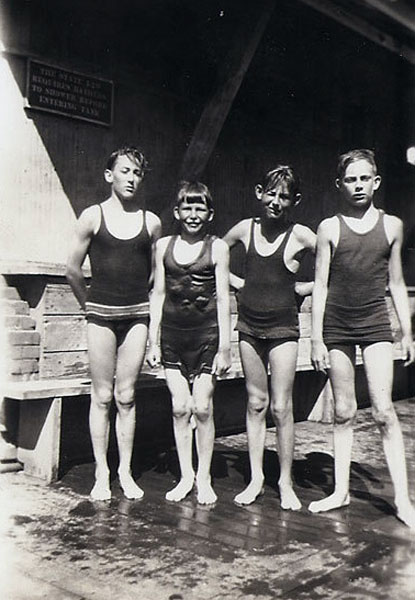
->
[165,477,194,502]
[234,479,264,506]
[90,469,111,501]
[196,477,217,505]
[308,492,350,513]
[118,470,144,500]
[396,500,415,530]
[279,483,302,511]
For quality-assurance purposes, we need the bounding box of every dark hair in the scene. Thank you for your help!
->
[106,146,149,172]
[259,165,301,197]
[337,149,377,179]
[176,181,213,210]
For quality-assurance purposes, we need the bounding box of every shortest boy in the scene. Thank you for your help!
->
[148,181,231,504]
[310,148,415,529]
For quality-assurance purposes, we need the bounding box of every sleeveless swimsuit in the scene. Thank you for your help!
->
[323,211,393,346]
[236,219,299,340]
[85,205,151,328]
[161,234,218,382]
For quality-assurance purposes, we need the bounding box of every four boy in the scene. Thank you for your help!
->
[67,147,414,530]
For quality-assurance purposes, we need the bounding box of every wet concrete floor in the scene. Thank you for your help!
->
[1,399,414,600]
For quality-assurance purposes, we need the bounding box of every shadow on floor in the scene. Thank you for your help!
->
[58,444,395,523]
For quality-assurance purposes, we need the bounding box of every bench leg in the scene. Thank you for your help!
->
[16,397,62,483]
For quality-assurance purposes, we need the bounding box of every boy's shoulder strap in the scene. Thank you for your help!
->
[205,233,217,244]
[141,208,150,237]
[165,234,177,252]
[277,222,296,255]
[249,218,258,245]
[94,203,105,234]
[286,221,295,235]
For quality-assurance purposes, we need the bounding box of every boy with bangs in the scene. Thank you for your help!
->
[66,146,161,501]
[148,181,231,504]
[310,148,415,529]
[224,166,316,508]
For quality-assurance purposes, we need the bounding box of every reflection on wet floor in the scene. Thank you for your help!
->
[1,399,415,599]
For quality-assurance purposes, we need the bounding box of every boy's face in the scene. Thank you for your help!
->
[174,198,213,236]
[255,181,299,220]
[104,154,144,201]
[336,159,381,208]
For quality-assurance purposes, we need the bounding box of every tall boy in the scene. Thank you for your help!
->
[310,148,415,529]
[147,181,231,504]
[66,147,161,501]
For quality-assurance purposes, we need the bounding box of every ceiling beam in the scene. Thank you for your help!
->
[179,0,275,180]
[361,0,415,36]
[301,0,415,64]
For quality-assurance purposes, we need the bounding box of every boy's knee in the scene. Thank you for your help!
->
[91,386,113,409]
[247,393,268,415]
[372,405,396,429]
[270,398,292,424]
[171,399,191,420]
[194,404,212,423]
[334,401,356,425]
[114,386,135,409]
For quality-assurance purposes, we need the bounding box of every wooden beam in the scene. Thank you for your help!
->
[301,0,415,64]
[180,1,275,180]
[361,0,415,36]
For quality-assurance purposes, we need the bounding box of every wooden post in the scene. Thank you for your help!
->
[180,0,276,180]
[16,396,62,482]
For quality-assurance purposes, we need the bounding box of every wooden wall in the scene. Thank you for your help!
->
[0,0,191,267]
[1,0,414,280]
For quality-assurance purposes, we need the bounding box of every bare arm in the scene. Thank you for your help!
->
[222,219,250,292]
[147,237,168,367]
[212,238,231,376]
[65,207,98,309]
[146,211,162,289]
[386,217,414,366]
[294,224,317,254]
[291,224,317,297]
[311,220,333,373]
[222,219,250,250]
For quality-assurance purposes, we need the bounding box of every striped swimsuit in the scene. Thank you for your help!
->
[85,205,151,325]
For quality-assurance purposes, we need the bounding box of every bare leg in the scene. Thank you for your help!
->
[114,322,148,500]
[234,339,268,505]
[87,322,117,501]
[164,369,195,501]
[363,342,415,529]
[269,341,301,510]
[309,346,356,513]
[193,373,217,504]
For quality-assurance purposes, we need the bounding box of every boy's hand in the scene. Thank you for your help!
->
[294,281,314,297]
[146,343,161,368]
[311,339,330,374]
[229,273,245,292]
[401,334,415,367]
[212,349,231,377]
